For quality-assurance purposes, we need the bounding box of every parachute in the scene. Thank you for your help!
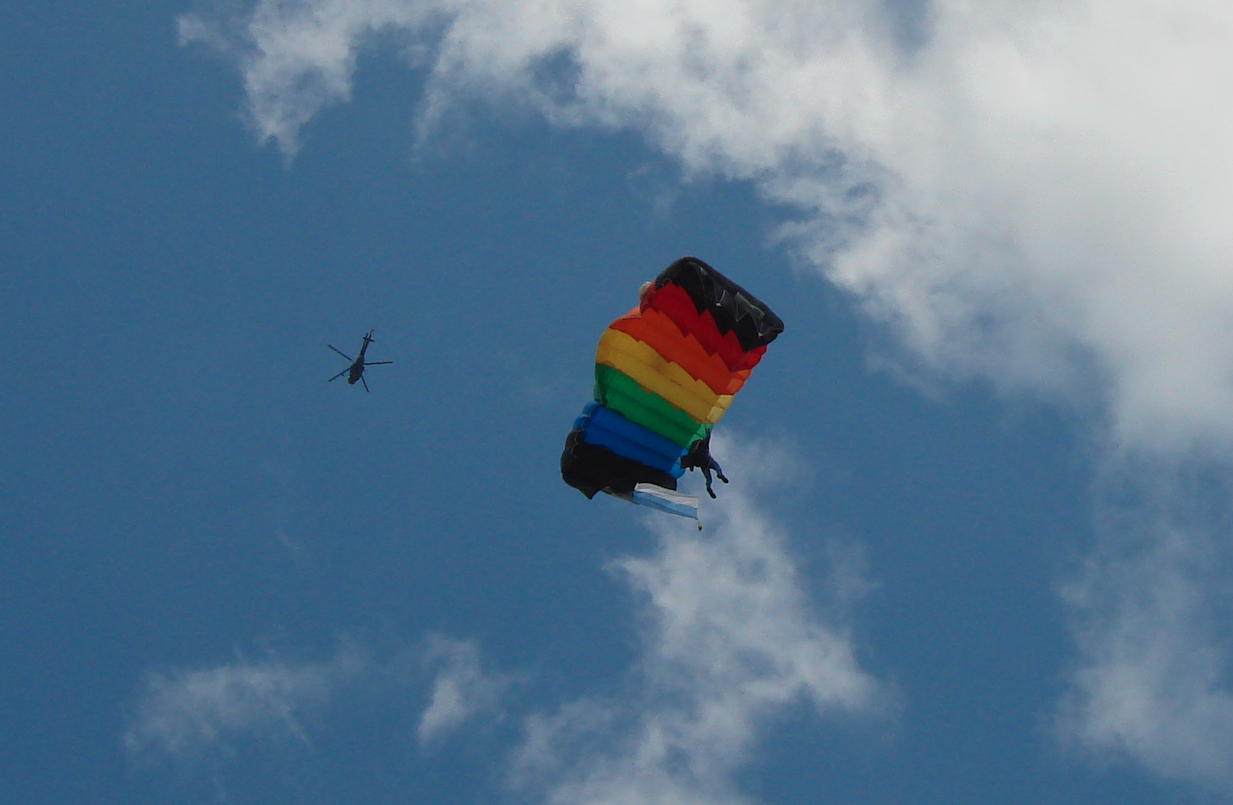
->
[560,256,784,520]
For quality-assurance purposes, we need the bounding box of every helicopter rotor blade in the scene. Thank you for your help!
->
[365,361,393,366]
[328,369,349,382]
[327,345,353,361]
[361,376,370,393]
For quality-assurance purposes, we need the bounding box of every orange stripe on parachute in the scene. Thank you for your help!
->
[608,308,750,396]
[643,282,768,373]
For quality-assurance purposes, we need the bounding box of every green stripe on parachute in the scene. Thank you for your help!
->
[594,365,709,448]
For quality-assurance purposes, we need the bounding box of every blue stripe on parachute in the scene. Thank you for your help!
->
[575,402,685,477]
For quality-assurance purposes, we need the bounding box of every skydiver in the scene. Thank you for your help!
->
[681,433,729,498]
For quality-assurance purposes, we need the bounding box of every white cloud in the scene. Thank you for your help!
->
[180,0,1233,454]
[127,438,881,802]
[180,0,440,157]
[510,433,887,804]
[124,649,365,759]
[180,0,1233,790]
[126,636,513,762]
[1060,551,1233,785]
[417,634,511,744]
[1057,463,1233,785]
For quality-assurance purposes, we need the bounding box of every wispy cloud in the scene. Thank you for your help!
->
[180,0,1233,791]
[418,634,512,745]
[1057,461,1233,785]
[510,433,887,804]
[126,436,882,801]
[125,635,513,764]
[124,648,366,759]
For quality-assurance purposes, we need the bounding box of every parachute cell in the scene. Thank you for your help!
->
[560,257,784,512]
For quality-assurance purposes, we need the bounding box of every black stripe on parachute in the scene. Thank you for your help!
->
[654,256,786,352]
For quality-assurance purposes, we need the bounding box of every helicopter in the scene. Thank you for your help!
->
[327,330,392,392]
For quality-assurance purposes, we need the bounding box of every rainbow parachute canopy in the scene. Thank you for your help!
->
[560,257,784,513]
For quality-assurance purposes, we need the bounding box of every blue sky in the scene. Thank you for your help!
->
[5,1,1233,804]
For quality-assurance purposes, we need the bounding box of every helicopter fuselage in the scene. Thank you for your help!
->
[328,331,390,392]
